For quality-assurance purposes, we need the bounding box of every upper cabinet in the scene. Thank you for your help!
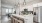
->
[33,2,42,7]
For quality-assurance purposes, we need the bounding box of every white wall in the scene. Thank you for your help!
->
[1,4,15,15]
[15,5,33,15]
[2,8,6,15]
[1,8,15,15]
[20,5,33,11]
[39,6,42,23]
[0,0,1,15]
[0,0,1,23]
[33,2,42,23]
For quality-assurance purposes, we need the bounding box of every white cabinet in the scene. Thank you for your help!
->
[23,15,33,23]
[11,14,33,23]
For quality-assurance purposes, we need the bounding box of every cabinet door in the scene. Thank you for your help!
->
[11,18,13,23]
[13,19,15,23]
[15,19,18,23]
[17,20,23,23]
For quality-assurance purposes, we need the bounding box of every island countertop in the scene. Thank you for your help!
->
[10,14,33,23]
[10,14,33,18]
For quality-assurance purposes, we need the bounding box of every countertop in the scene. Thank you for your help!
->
[10,14,33,19]
[10,14,33,23]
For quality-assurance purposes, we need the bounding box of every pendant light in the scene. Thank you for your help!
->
[23,0,26,5]
[17,0,20,7]
[17,2,20,7]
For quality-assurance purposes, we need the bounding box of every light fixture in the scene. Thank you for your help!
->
[14,4,17,8]
[17,2,20,6]
[23,0,26,5]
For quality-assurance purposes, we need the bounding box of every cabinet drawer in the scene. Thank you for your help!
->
[14,18,24,23]
[17,20,23,23]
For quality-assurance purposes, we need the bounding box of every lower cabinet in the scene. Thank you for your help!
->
[17,20,23,23]
[11,17,24,23]
[15,20,23,23]
[15,19,18,23]
[11,18,13,23]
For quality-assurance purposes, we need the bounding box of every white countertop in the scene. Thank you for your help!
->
[10,14,33,19]
[10,14,33,23]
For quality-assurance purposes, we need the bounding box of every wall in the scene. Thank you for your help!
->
[0,0,1,23]
[40,6,42,23]
[0,3,1,15]
[1,8,15,15]
[1,4,14,15]
[15,5,33,15]
[1,8,6,15]
[33,2,42,23]
[20,5,33,11]
[0,0,1,15]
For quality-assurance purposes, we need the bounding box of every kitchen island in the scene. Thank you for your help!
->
[10,14,33,23]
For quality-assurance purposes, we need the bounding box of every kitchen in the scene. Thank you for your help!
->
[1,0,42,23]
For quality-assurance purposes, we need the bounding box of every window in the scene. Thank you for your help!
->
[6,9,8,13]
[9,9,12,13]
[6,9,12,13]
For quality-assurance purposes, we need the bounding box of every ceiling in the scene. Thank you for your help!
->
[1,0,42,8]
[1,0,42,5]
[1,0,33,5]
